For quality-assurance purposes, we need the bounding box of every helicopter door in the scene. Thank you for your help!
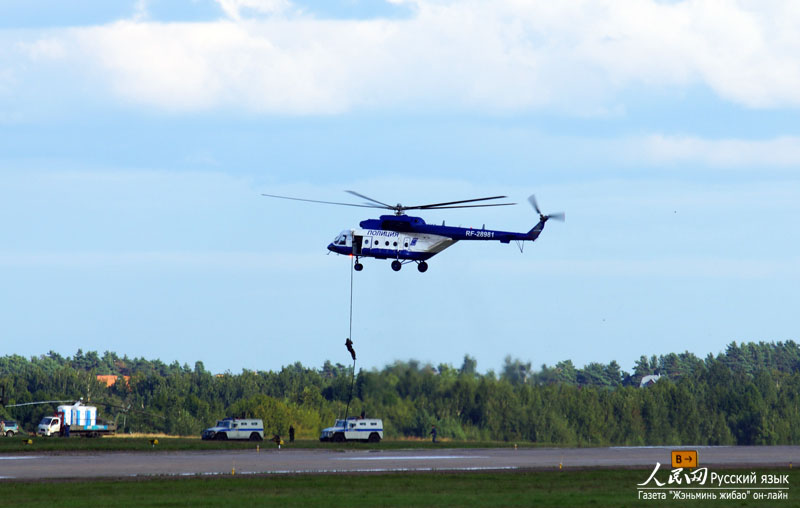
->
[353,235,363,255]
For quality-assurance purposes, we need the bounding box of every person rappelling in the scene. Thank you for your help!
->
[345,338,356,361]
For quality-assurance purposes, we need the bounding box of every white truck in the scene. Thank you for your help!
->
[319,417,383,443]
[37,402,116,438]
[201,417,264,441]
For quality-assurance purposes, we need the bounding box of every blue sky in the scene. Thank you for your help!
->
[1,0,798,375]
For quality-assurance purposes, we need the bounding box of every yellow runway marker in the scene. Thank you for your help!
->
[671,450,698,468]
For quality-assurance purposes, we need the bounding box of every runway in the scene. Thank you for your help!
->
[2,445,798,480]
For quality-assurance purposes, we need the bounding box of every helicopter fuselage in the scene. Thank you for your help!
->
[263,191,561,272]
[327,214,548,269]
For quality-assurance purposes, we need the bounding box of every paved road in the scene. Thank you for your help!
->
[1,446,798,480]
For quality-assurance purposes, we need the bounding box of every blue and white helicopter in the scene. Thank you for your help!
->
[262,191,563,272]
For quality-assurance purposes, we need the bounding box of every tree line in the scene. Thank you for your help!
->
[1,341,799,445]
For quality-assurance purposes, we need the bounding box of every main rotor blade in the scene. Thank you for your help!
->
[262,194,384,209]
[548,212,565,222]
[344,190,395,209]
[417,203,516,210]
[4,400,75,408]
[412,195,510,209]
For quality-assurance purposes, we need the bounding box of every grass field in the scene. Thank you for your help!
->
[1,469,795,507]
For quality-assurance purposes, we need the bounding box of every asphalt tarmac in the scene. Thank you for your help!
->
[2,445,798,480]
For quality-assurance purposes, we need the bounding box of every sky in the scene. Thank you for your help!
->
[1,0,798,375]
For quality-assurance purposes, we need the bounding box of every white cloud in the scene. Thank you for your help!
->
[216,0,292,21]
[6,1,800,113]
[0,250,320,271]
[15,38,66,60]
[69,20,359,113]
[132,0,150,22]
[484,257,800,280]
[640,135,800,168]
[0,67,14,95]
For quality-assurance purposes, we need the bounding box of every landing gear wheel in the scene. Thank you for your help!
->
[354,262,363,271]
[391,260,402,271]
[417,261,428,273]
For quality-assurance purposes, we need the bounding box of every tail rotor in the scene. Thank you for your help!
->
[528,195,564,223]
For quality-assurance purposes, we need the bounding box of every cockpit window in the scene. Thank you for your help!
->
[332,232,349,246]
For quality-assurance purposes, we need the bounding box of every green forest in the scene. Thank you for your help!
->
[2,341,799,446]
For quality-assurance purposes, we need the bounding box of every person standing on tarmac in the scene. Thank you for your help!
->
[430,425,437,443]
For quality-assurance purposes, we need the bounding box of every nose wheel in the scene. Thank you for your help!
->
[354,262,363,271]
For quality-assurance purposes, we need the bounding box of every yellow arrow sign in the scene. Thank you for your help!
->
[671,450,698,468]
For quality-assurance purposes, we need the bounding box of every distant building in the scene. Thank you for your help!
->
[96,374,130,388]
[639,374,661,387]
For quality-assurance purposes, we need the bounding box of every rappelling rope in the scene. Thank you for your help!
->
[349,255,354,341]
[344,256,357,423]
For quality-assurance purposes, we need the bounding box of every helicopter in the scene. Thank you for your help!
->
[262,191,564,272]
